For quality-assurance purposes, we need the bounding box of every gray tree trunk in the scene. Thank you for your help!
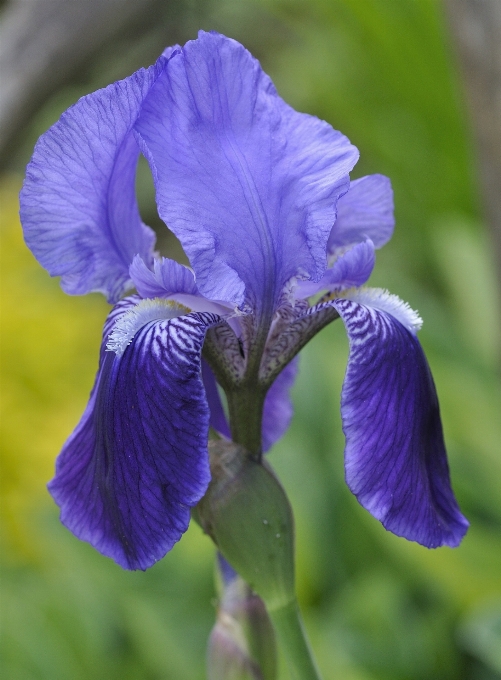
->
[0,0,163,164]
[444,0,501,301]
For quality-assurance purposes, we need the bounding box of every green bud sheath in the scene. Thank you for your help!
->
[197,441,323,680]
[196,441,295,612]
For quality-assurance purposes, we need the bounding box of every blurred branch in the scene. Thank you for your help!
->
[444,0,501,297]
[0,0,164,166]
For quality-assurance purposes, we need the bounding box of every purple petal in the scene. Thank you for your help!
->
[130,255,235,318]
[262,357,299,452]
[48,297,221,570]
[217,552,238,585]
[327,174,394,255]
[332,292,468,548]
[295,240,375,298]
[201,359,231,438]
[130,255,198,298]
[135,31,359,314]
[20,57,169,303]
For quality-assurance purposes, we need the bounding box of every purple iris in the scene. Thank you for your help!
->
[20,31,468,570]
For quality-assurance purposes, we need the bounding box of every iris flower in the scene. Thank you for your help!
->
[20,32,468,571]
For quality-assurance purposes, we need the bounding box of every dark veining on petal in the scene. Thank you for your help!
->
[203,323,246,388]
[259,301,339,386]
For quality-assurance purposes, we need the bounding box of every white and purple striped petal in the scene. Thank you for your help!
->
[135,31,359,315]
[20,55,172,303]
[48,297,221,570]
[331,291,468,547]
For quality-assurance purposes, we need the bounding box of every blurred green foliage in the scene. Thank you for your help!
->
[1,1,501,679]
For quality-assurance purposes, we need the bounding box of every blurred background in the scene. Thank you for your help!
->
[1,0,500,678]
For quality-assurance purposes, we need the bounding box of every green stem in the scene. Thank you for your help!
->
[226,385,266,460]
[268,599,323,680]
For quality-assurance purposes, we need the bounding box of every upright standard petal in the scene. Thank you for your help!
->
[331,291,468,548]
[48,297,221,569]
[135,31,359,314]
[327,174,394,256]
[20,57,169,303]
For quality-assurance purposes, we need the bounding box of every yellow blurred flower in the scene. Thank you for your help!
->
[0,175,109,561]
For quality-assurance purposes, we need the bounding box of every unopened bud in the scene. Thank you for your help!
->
[208,624,263,680]
[195,441,295,611]
[207,555,277,680]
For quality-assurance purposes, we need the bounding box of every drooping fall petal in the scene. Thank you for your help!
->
[48,297,221,569]
[332,291,468,547]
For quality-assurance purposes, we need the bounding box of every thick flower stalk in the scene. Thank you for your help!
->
[20,30,468,677]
